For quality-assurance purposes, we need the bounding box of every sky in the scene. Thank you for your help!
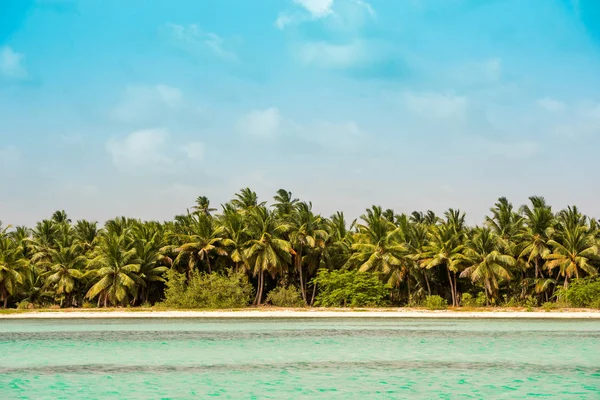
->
[1,0,600,226]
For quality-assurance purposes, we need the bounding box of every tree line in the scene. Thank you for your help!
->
[0,188,598,309]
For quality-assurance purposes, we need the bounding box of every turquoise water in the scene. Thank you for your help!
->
[0,318,599,399]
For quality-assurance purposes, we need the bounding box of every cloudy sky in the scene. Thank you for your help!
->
[1,0,600,226]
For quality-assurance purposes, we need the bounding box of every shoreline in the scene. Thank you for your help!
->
[1,308,600,319]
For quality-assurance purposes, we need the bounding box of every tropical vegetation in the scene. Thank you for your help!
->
[1,190,599,309]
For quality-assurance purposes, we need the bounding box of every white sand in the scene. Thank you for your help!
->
[1,309,600,319]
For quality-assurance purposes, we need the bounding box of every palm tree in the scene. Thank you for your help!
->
[0,234,28,308]
[173,213,227,276]
[348,206,407,289]
[272,189,299,217]
[132,222,170,304]
[288,202,327,303]
[519,196,555,280]
[39,243,86,306]
[546,224,598,288]
[244,206,293,305]
[192,196,217,216]
[220,204,249,272]
[420,223,463,305]
[457,228,515,303]
[85,234,141,307]
[231,188,265,211]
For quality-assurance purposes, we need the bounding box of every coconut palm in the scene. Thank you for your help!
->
[348,206,407,287]
[85,234,141,307]
[173,213,227,276]
[39,243,86,306]
[457,228,515,303]
[289,202,328,303]
[0,234,28,308]
[244,206,293,305]
[192,196,217,216]
[546,224,598,288]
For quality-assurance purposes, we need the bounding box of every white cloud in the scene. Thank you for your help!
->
[163,23,237,61]
[111,84,183,122]
[275,12,294,29]
[293,0,334,18]
[299,40,366,69]
[403,92,469,119]
[238,108,282,138]
[181,141,205,161]
[106,129,172,170]
[0,46,27,79]
[537,98,566,112]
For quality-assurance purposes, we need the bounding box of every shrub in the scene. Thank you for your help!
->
[524,296,538,308]
[542,302,557,312]
[423,295,447,310]
[81,301,95,309]
[313,269,389,307]
[557,278,600,308]
[266,286,305,307]
[16,300,31,310]
[461,292,487,307]
[163,269,253,309]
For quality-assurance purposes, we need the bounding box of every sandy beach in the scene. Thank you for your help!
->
[1,309,600,319]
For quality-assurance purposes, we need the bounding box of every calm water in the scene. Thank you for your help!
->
[0,318,599,399]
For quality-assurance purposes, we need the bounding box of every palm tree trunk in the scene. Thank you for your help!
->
[257,270,265,305]
[310,282,317,306]
[423,271,431,296]
[296,250,306,303]
[207,257,212,274]
[453,272,459,306]
[1,287,7,308]
[534,257,540,279]
[446,266,455,306]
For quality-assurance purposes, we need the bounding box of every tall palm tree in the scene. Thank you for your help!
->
[0,234,28,308]
[220,204,249,272]
[244,206,293,305]
[173,214,227,276]
[85,234,141,307]
[519,196,555,280]
[192,196,217,216]
[272,189,299,218]
[133,222,170,304]
[546,224,598,288]
[457,228,515,303]
[39,243,86,306]
[289,202,327,303]
[420,223,464,305]
[348,206,407,288]
[231,188,265,212]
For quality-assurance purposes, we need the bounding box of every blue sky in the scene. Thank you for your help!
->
[2,0,600,226]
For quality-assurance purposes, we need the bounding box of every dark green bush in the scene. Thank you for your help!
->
[423,295,447,310]
[461,292,487,307]
[312,269,389,307]
[266,286,305,307]
[162,269,253,309]
[557,278,600,308]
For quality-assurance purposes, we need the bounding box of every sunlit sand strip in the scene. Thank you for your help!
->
[1,309,600,319]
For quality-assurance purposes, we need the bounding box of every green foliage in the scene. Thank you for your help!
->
[542,302,557,311]
[313,269,389,307]
[461,292,487,307]
[266,286,305,307]
[162,269,253,309]
[16,300,31,310]
[423,295,447,310]
[523,296,538,308]
[557,278,600,308]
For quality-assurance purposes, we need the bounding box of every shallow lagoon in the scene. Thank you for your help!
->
[1,318,599,399]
